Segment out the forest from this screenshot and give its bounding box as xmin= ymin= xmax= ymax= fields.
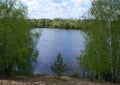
xmin=29 ymin=18 xmax=90 ymax=29
xmin=0 ymin=0 xmax=120 ymax=84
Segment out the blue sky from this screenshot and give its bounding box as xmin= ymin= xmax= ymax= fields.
xmin=21 ymin=0 xmax=91 ymax=19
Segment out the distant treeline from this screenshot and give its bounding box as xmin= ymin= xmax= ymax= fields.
xmin=30 ymin=18 xmax=90 ymax=29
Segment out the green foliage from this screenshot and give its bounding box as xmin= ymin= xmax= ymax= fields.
xmin=51 ymin=53 xmax=66 ymax=79
xmin=0 ymin=0 xmax=39 ymax=76
xmin=78 ymin=0 xmax=120 ymax=82
xmin=71 ymin=71 xmax=79 ymax=78
xmin=30 ymin=18 xmax=83 ymax=29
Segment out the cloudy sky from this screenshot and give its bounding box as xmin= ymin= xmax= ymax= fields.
xmin=21 ymin=0 xmax=91 ymax=19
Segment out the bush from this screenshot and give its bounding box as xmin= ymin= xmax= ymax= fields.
xmin=71 ymin=71 xmax=79 ymax=78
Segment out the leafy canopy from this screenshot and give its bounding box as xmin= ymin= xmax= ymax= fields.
xmin=0 ymin=0 xmax=39 ymax=76
xmin=78 ymin=0 xmax=120 ymax=82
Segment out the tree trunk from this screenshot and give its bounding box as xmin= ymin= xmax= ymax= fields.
xmin=57 ymin=74 xmax=60 ymax=80
xmin=4 ymin=65 xmax=12 ymax=76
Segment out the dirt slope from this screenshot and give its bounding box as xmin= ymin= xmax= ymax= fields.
xmin=0 ymin=75 xmax=119 ymax=85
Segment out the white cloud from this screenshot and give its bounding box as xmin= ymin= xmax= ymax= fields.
xmin=21 ymin=0 xmax=91 ymax=19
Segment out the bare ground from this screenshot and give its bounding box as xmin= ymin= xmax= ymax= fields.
xmin=0 ymin=75 xmax=120 ymax=85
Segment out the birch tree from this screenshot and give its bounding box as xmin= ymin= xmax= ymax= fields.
xmin=0 ymin=0 xmax=39 ymax=76
xmin=78 ymin=0 xmax=120 ymax=82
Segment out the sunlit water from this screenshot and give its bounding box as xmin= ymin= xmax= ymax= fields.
xmin=34 ymin=28 xmax=85 ymax=76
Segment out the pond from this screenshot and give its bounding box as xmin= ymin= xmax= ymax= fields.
xmin=34 ymin=28 xmax=85 ymax=76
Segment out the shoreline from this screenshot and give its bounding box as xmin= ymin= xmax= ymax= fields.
xmin=0 ymin=74 xmax=119 ymax=85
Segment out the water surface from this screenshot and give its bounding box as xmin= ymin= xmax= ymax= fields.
xmin=34 ymin=28 xmax=85 ymax=75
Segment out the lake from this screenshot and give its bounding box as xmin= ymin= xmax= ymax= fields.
xmin=34 ymin=28 xmax=85 ymax=76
